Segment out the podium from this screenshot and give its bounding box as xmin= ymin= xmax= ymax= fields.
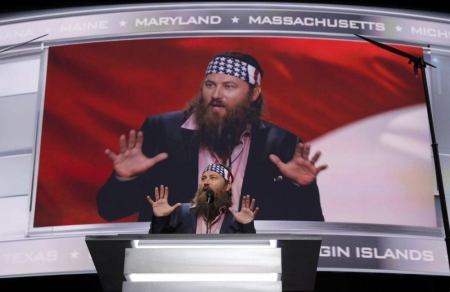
xmin=86 ymin=234 xmax=321 ymax=292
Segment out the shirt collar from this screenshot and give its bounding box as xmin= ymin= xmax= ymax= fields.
xmin=203 ymin=206 xmax=227 ymax=221
xmin=189 ymin=204 xmax=227 ymax=216
xmin=181 ymin=114 xmax=197 ymax=130
xmin=181 ymin=114 xmax=253 ymax=136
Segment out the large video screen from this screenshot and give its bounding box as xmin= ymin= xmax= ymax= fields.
xmin=2 ymin=3 xmax=450 ymax=278
xmin=34 ymin=37 xmax=434 ymax=228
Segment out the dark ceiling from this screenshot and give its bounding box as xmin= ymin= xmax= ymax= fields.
xmin=1 ymin=1 xmax=450 ymax=15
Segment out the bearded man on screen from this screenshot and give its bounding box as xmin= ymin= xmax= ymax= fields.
xmin=148 ymin=163 xmax=258 ymax=234
xmin=97 ymin=51 xmax=327 ymax=222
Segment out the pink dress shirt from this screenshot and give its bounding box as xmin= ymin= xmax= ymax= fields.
xmin=194 ymin=206 xmax=226 ymax=234
xmin=182 ymin=115 xmax=251 ymax=212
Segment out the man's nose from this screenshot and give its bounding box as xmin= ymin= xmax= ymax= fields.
xmin=211 ymin=85 xmax=223 ymax=99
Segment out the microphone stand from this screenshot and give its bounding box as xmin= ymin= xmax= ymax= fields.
xmin=355 ymin=34 xmax=450 ymax=271
xmin=206 ymin=190 xmax=214 ymax=234
xmin=206 ymin=206 xmax=210 ymax=234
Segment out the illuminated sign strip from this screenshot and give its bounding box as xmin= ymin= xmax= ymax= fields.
xmin=126 ymin=273 xmax=281 ymax=282
xmin=0 ymin=5 xmax=450 ymax=49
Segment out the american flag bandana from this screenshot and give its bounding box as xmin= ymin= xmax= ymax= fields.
xmin=203 ymin=163 xmax=233 ymax=183
xmin=205 ymin=56 xmax=262 ymax=86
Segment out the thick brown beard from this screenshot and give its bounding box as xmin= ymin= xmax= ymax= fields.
xmin=192 ymin=188 xmax=232 ymax=222
xmin=184 ymin=90 xmax=262 ymax=156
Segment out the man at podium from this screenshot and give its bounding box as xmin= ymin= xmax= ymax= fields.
xmin=148 ymin=163 xmax=258 ymax=234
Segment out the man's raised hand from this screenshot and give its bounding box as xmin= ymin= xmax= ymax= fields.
xmin=105 ymin=130 xmax=168 ymax=178
xmin=229 ymin=195 xmax=259 ymax=224
xmin=146 ymin=185 xmax=181 ymax=217
xmin=269 ymin=142 xmax=328 ymax=186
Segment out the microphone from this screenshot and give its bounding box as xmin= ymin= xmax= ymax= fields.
xmin=205 ymin=189 xmax=215 ymax=234
xmin=206 ymin=189 xmax=215 ymax=204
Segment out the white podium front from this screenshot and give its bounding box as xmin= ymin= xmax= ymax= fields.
xmin=86 ymin=234 xmax=321 ymax=292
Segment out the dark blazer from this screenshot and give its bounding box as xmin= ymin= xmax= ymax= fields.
xmin=97 ymin=111 xmax=324 ymax=222
xmin=150 ymin=204 xmax=256 ymax=234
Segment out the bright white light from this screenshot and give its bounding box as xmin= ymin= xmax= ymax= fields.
xmin=127 ymin=273 xmax=280 ymax=282
xmin=136 ymin=244 xmax=272 ymax=249
xmin=135 ymin=240 xmax=278 ymax=249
